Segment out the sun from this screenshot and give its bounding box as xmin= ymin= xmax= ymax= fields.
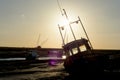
xmin=59 ymin=17 xmax=69 ymax=27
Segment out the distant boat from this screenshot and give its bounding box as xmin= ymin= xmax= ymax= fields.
xmin=0 ymin=47 xmax=64 ymax=66
xmin=0 ymin=47 xmax=64 ymax=68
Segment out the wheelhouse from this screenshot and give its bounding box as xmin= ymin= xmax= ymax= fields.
xmin=63 ymin=38 xmax=91 ymax=56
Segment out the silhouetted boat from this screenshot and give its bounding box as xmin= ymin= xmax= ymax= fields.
xmin=58 ymin=9 xmax=120 ymax=74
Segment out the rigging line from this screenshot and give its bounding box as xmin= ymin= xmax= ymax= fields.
xmin=36 ymin=33 xmax=40 ymax=47
xmin=40 ymin=38 xmax=48 ymax=46
xmin=66 ymin=32 xmax=68 ymax=44
xmin=63 ymin=27 xmax=67 ymax=43
xmin=57 ymin=0 xmax=64 ymax=16
xmin=78 ymin=16 xmax=93 ymax=49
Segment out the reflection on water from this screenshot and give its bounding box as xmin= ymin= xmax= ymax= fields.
xmin=0 ymin=57 xmax=65 ymax=61
xmin=0 ymin=58 xmax=26 ymax=61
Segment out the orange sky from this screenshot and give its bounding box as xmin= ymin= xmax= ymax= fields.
xmin=0 ymin=0 xmax=120 ymax=49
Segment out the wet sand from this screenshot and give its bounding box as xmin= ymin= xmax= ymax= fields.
xmin=0 ymin=62 xmax=120 ymax=80
xmin=0 ymin=62 xmax=70 ymax=80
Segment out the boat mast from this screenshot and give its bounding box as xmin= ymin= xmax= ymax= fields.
xmin=58 ymin=9 xmax=78 ymax=47
xmin=57 ymin=0 xmax=77 ymax=45
xmin=57 ymin=0 xmax=77 ymax=41
xmin=58 ymin=24 xmax=65 ymax=46
xmin=78 ymin=16 xmax=93 ymax=49
xmin=57 ymin=0 xmax=93 ymax=49
xmin=63 ymin=9 xmax=77 ymax=41
xmin=57 ymin=0 xmax=65 ymax=47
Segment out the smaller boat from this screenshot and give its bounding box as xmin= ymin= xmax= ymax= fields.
xmin=0 ymin=47 xmax=65 ymax=67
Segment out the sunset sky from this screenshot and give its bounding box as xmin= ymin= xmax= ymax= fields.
xmin=0 ymin=0 xmax=120 ymax=49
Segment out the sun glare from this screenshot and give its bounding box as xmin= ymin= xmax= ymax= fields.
xmin=59 ymin=17 xmax=69 ymax=27
xmin=57 ymin=10 xmax=82 ymax=43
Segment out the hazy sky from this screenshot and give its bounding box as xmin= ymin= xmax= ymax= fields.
xmin=0 ymin=0 xmax=120 ymax=49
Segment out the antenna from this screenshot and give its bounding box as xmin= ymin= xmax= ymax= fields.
xmin=57 ymin=0 xmax=64 ymax=16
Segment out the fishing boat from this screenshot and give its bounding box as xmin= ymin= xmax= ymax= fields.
xmin=58 ymin=9 xmax=120 ymax=74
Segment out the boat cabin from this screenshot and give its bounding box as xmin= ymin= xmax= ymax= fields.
xmin=63 ymin=38 xmax=91 ymax=56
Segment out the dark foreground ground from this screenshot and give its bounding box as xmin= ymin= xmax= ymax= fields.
xmin=0 ymin=62 xmax=120 ymax=80
xmin=0 ymin=62 xmax=67 ymax=80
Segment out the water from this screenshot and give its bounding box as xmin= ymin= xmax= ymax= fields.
xmin=0 ymin=57 xmax=65 ymax=61
xmin=0 ymin=58 xmax=26 ymax=61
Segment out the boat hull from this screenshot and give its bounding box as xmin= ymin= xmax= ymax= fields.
xmin=63 ymin=50 xmax=120 ymax=74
